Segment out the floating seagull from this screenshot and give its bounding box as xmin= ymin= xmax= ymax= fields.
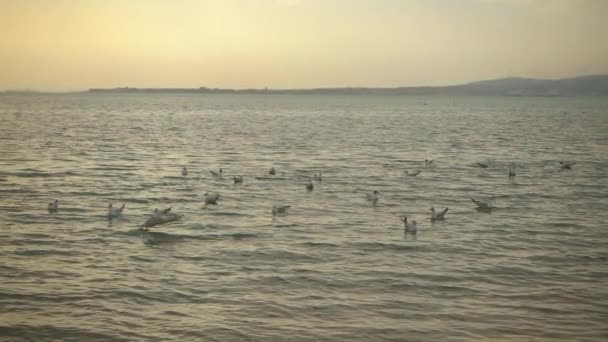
xmin=210 ymin=168 xmax=223 ymax=177
xmin=269 ymin=167 xmax=276 ymax=175
xmin=204 ymin=192 xmax=220 ymax=205
xmin=401 ymin=216 xmax=417 ymax=234
xmin=48 ymin=199 xmax=58 ymax=212
xmin=233 ymin=175 xmax=243 ymax=184
xmin=407 ymin=170 xmax=422 ymax=177
xmin=471 ymin=198 xmax=493 ymax=210
xmin=476 ymin=162 xmax=489 ymax=168
xmin=508 ymin=166 xmax=516 ymax=177
xmin=140 ymin=209 xmax=181 ymax=230
xmin=181 ymin=166 xmax=188 ymax=176
xmin=154 ymin=207 xmax=172 ymax=214
xmin=272 ymin=205 xmax=291 ymax=215
xmin=430 ymin=207 xmax=449 ymax=221
xmin=313 ymin=172 xmax=323 ymax=181
xmin=107 ymin=203 xmax=125 ymax=219
xmin=366 ymin=190 xmax=379 ymax=204
xmin=306 ymin=179 xmax=314 ymax=191
xmin=560 ymin=161 xmax=576 ymax=169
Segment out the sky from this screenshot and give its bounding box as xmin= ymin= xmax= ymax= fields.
xmin=1 ymin=0 xmax=607 ymax=91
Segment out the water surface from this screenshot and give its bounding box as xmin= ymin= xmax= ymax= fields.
xmin=1 ymin=93 xmax=607 ymax=341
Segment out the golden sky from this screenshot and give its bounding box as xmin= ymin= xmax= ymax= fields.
xmin=1 ymin=0 xmax=607 ymax=91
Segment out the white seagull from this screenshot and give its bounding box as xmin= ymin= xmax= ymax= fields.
xmin=140 ymin=209 xmax=181 ymax=230
xmin=210 ymin=168 xmax=223 ymax=177
xmin=313 ymin=172 xmax=323 ymax=181
xmin=401 ymin=216 xmax=417 ymax=234
xmin=366 ymin=190 xmax=380 ymax=204
xmin=471 ymin=198 xmax=493 ymax=210
xmin=181 ymin=166 xmax=188 ymax=176
xmin=107 ymin=203 xmax=125 ymax=219
xmin=430 ymin=207 xmax=449 ymax=221
xmin=48 ymin=199 xmax=58 ymax=212
xmin=272 ymin=205 xmax=291 ymax=215
xmin=204 ymin=192 xmax=220 ymax=205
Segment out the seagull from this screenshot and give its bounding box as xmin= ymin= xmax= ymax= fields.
xmin=269 ymin=167 xmax=276 ymax=175
xmin=313 ymin=172 xmax=322 ymax=181
xmin=471 ymin=198 xmax=493 ymax=209
xmin=366 ymin=190 xmax=379 ymax=204
xmin=140 ymin=209 xmax=181 ymax=230
xmin=48 ymin=199 xmax=58 ymax=212
xmin=233 ymin=175 xmax=243 ymax=184
xmin=204 ymin=192 xmax=220 ymax=205
xmin=407 ymin=170 xmax=422 ymax=177
xmin=508 ymin=166 xmax=516 ymax=177
xmin=306 ymin=179 xmax=314 ymax=191
xmin=272 ymin=205 xmax=291 ymax=215
xmin=476 ymin=162 xmax=489 ymax=168
xmin=181 ymin=166 xmax=188 ymax=176
xmin=154 ymin=207 xmax=172 ymax=214
xmin=560 ymin=161 xmax=576 ymax=169
xmin=107 ymin=203 xmax=125 ymax=219
xmin=401 ymin=216 xmax=417 ymax=234
xmin=430 ymin=207 xmax=449 ymax=221
xmin=210 ymin=168 xmax=223 ymax=177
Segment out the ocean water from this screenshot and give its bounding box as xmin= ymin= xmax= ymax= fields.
xmin=1 ymin=93 xmax=607 ymax=341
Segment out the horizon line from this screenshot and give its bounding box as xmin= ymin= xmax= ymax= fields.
xmin=2 ymin=74 xmax=607 ymax=94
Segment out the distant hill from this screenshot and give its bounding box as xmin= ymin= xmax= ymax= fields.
xmin=454 ymin=75 xmax=608 ymax=96
xmin=9 ymin=75 xmax=608 ymax=96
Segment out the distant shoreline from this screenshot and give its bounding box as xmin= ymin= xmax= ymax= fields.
xmin=3 ymin=75 xmax=608 ymax=96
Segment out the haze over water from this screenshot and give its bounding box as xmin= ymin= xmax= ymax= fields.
xmin=1 ymin=93 xmax=607 ymax=340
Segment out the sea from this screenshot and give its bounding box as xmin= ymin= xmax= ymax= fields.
xmin=0 ymin=93 xmax=607 ymax=341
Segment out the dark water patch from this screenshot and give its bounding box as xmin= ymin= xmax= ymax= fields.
xmin=12 ymin=171 xmax=53 ymax=178
xmin=206 ymin=211 xmax=248 ymax=217
xmin=13 ymin=249 xmax=80 ymax=257
xmin=297 ymin=241 xmax=340 ymax=248
xmin=349 ymin=241 xmax=428 ymax=252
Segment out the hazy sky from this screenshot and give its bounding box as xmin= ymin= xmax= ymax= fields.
xmin=1 ymin=0 xmax=607 ymax=91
